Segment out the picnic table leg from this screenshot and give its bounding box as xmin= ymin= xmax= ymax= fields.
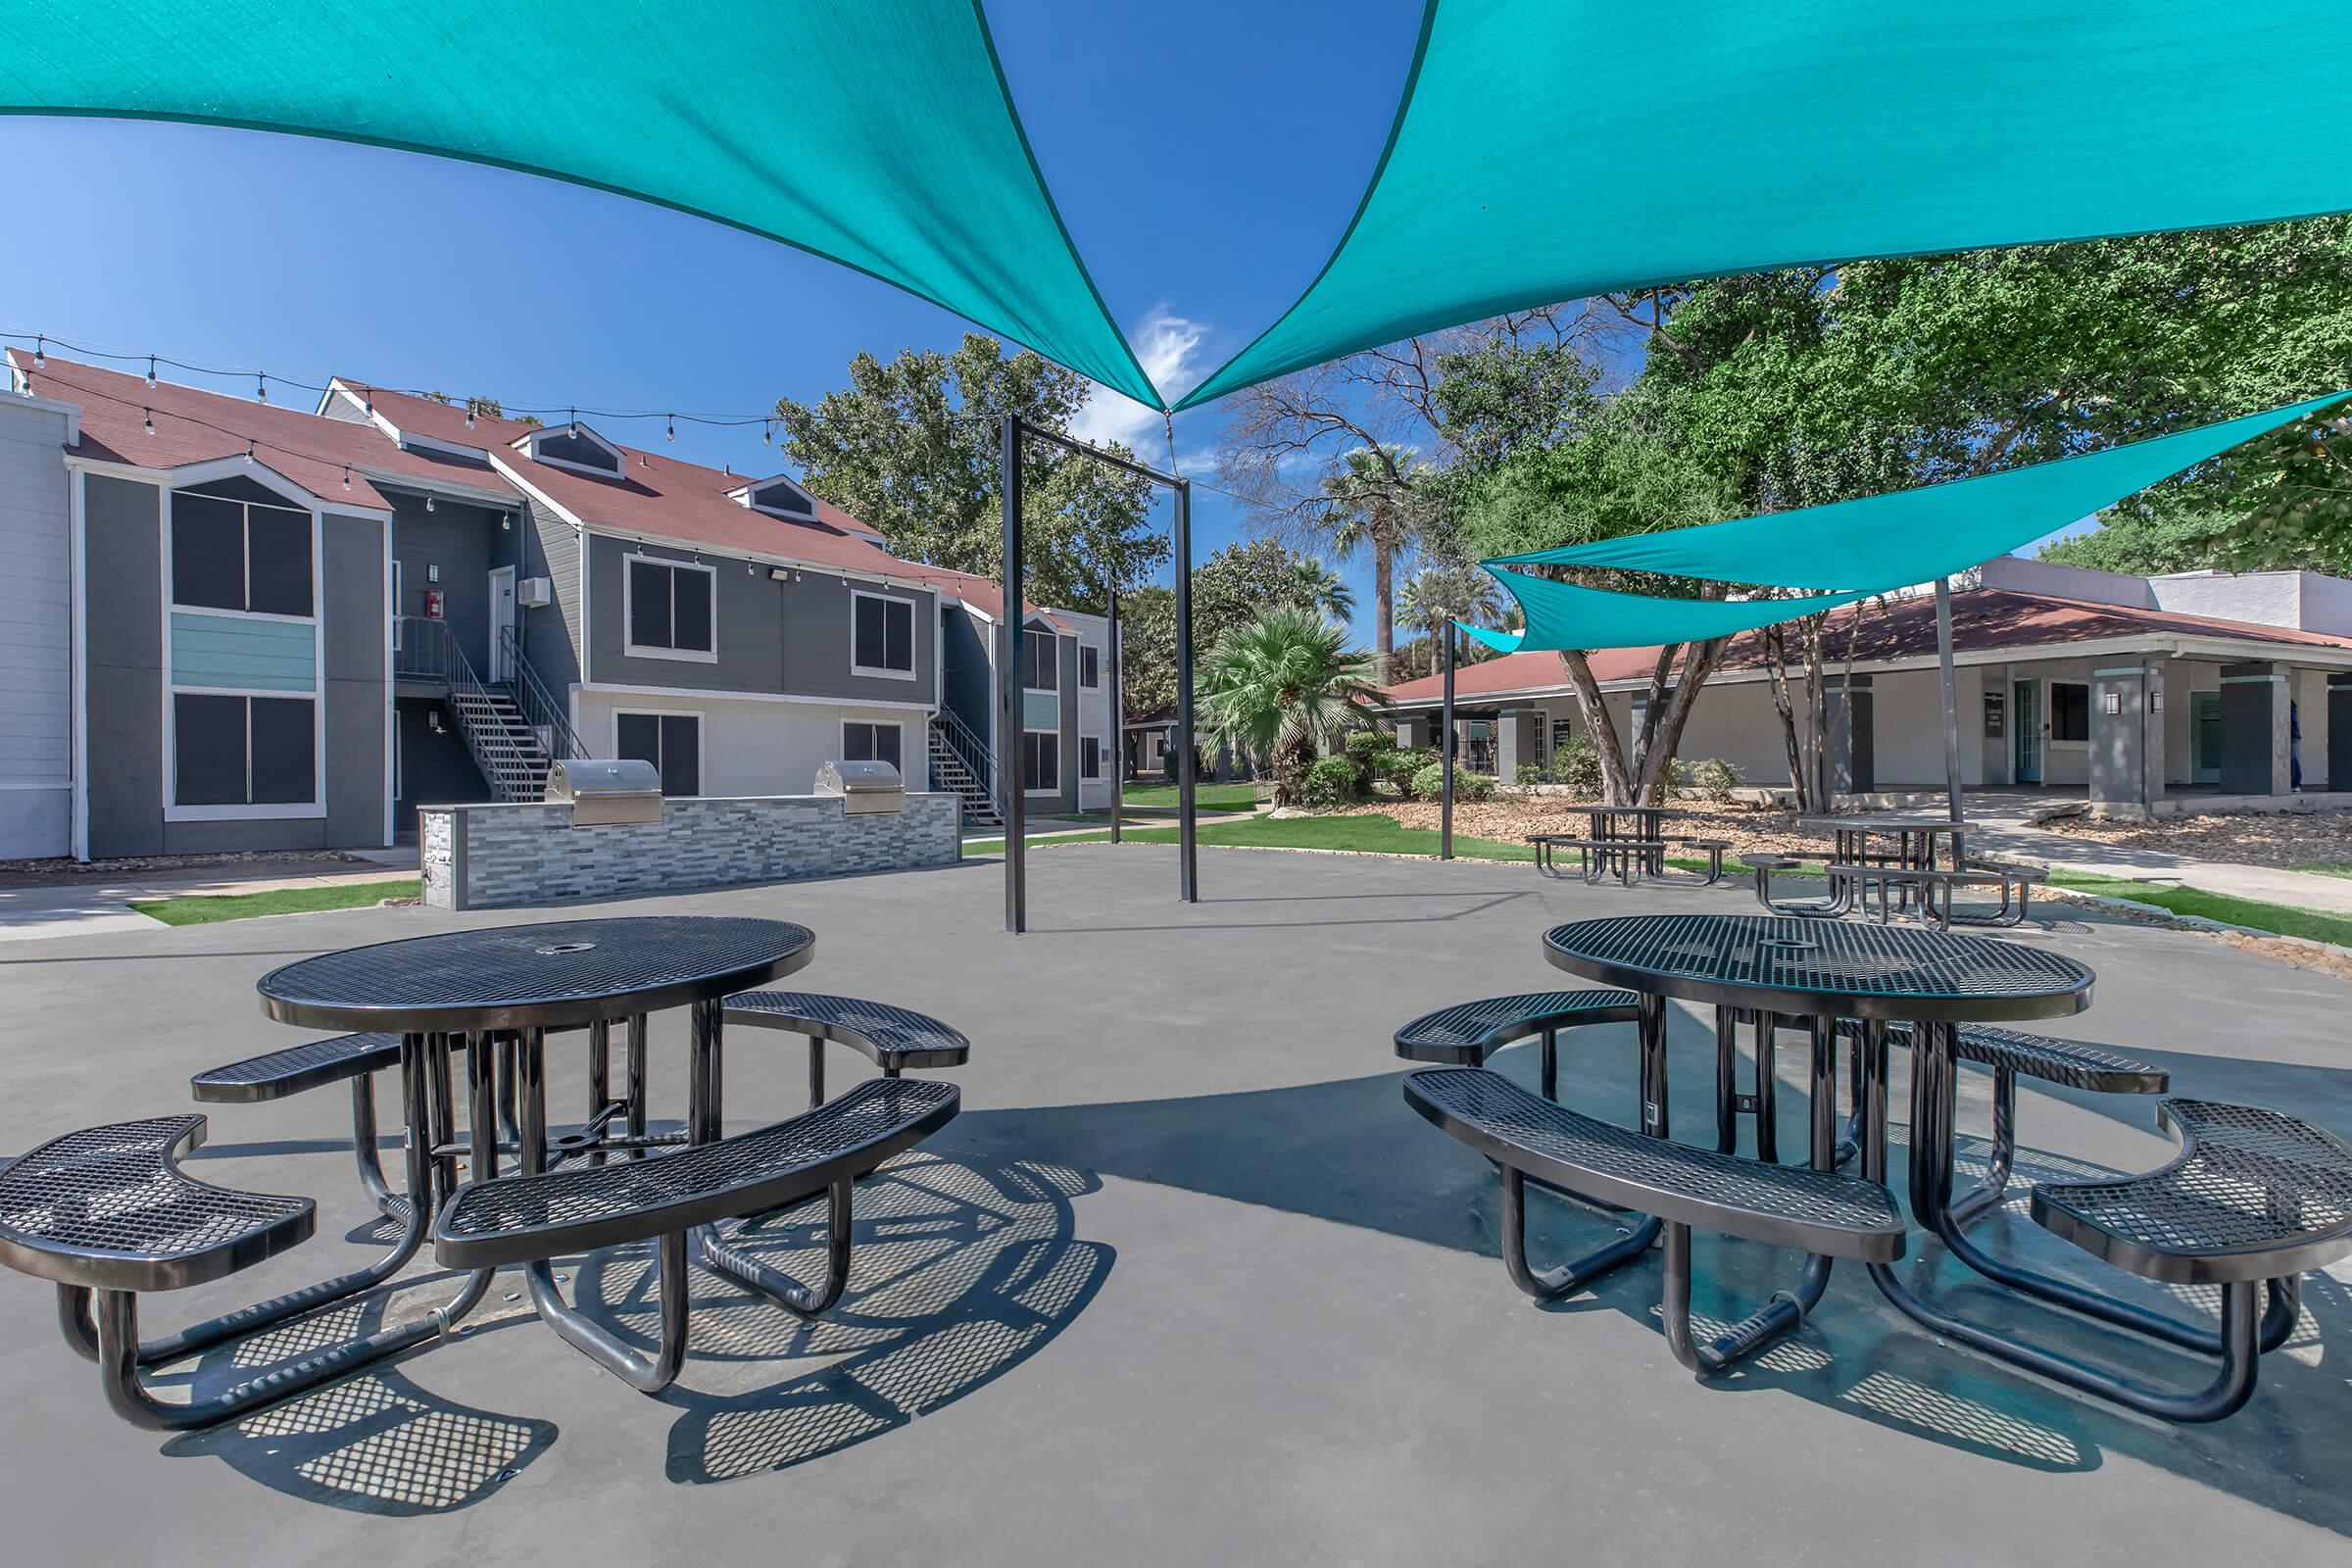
xmin=624 ymin=1014 xmax=650 ymax=1159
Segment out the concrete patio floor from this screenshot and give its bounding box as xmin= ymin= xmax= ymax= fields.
xmin=2 ymin=845 xmax=2347 ymax=1563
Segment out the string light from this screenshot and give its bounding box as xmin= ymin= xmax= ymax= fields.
xmin=243 ymin=440 xmax=255 ymax=466
xmin=342 ymin=466 xmax=352 ymax=491
xmin=466 ymin=407 xmax=475 ymax=429
xmin=255 ymin=372 xmax=268 ymax=404
xmin=143 ymin=408 xmax=154 ymax=436
xmin=666 ymin=415 xmax=676 ymax=442
xmin=31 ymin=335 xmax=43 ymax=369
xmin=425 ymin=493 xmax=436 ymax=513
xmin=145 ymin=356 xmax=156 ymax=389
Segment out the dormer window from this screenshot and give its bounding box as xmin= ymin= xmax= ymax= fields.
xmin=731 ymin=473 xmax=818 ymax=519
xmin=521 ymin=422 xmax=624 ymax=476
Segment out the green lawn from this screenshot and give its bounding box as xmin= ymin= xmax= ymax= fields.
xmin=132 ymin=879 xmax=420 ymax=926
xmin=1120 ymin=782 xmax=1259 ymax=811
xmin=2045 ymin=870 xmax=2352 ymax=948
xmin=968 ymin=811 xmax=1535 ymax=861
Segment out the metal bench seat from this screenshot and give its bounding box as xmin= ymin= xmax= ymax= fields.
xmin=1741 ymin=852 xmax=1838 ymax=918
xmin=1404 ymin=1067 xmax=1901 ymax=1378
xmin=723 ymin=992 xmax=970 ymax=1108
xmin=1946 ymin=1024 xmax=2168 ymax=1095
xmin=0 ymin=1115 xmax=313 ymax=1293
xmin=434 ymin=1076 xmax=959 ymax=1395
xmin=190 ymin=1032 xmax=401 ymax=1102
xmin=1394 ymin=990 xmax=1641 ymax=1085
xmin=1529 ymin=836 xmax=1673 ymax=885
xmin=2032 ymin=1099 xmax=2352 ymax=1286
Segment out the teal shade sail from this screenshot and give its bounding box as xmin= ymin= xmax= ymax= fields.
xmin=1487 ymin=392 xmax=2352 ymax=592
xmin=0 ymin=1 xmax=1160 ymax=407
xmin=1462 ymin=570 xmax=1865 ymax=654
xmin=1181 ymin=1 xmax=2352 ymax=409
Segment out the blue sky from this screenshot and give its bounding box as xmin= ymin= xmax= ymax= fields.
xmin=0 ymin=0 xmax=1427 ymax=626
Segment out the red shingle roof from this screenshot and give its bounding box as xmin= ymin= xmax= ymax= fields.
xmin=10 ymin=351 xmax=518 ymax=513
xmin=1378 ymin=586 xmax=2352 ymax=705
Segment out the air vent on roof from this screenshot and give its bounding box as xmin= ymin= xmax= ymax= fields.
xmin=735 ymin=473 xmax=817 ymax=519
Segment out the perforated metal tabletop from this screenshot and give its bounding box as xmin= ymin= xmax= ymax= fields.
xmin=1544 ymin=913 xmax=2091 ymax=1023
xmin=257 ymin=915 xmax=816 ymax=1031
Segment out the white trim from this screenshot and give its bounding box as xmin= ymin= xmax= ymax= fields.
xmin=585 ymin=520 xmax=943 ymax=596
xmin=1079 ymin=643 xmax=1102 ymax=689
xmin=841 ymin=717 xmax=907 ymax=772
xmin=849 ymin=587 xmax=920 ymax=680
xmin=488 ymin=564 xmax=517 ymax=682
xmin=1078 ymin=732 xmax=1105 ymax=782
xmin=362 ymin=467 xmax=518 ymax=508
xmin=728 ymin=473 xmax=819 ymax=519
xmin=620 ymin=550 xmax=718 ymax=663
xmin=611 ymin=706 xmax=705 ymax=796
xmin=6 ymin=385 xmax=81 ymax=444
xmin=65 ymin=454 xmax=395 ymax=522
xmin=168 ymin=603 xmax=318 ymax=626
xmin=578 ymin=680 xmax=936 ymax=712
xmin=69 ymin=465 xmax=88 ymax=859
xmin=167 ymin=802 xmax=329 ymax=822
xmin=521 ymin=422 xmax=627 ymax=476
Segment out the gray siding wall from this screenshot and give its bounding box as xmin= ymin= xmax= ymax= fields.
xmin=1054 ymin=630 xmax=1079 ymax=813
xmin=81 ymin=474 xmax=389 ymax=857
xmin=584 ymin=532 xmax=936 ymax=706
xmin=0 ymin=399 xmax=72 ymax=857
xmin=394 ymin=696 xmax=491 ymax=834
xmin=941 ymin=605 xmax=993 ymax=737
xmin=517 ymin=496 xmax=581 ymax=692
xmin=390 ymin=491 xmax=497 ymax=670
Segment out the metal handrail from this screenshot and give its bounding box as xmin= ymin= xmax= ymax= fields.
xmin=931 ymin=705 xmax=1000 ymax=796
xmin=499 ymin=625 xmax=587 ymax=760
xmin=394 ymin=617 xmax=518 ymax=798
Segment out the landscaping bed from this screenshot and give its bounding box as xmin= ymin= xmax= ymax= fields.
xmin=1330 ymin=797 xmax=1824 ymax=858
xmin=2038 ymin=808 xmax=2352 ymax=871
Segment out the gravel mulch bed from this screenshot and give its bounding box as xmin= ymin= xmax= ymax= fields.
xmin=2037 ymin=809 xmax=2352 ymax=869
xmin=0 ymin=848 xmax=373 ymax=890
xmin=1333 ymin=798 xmax=1828 ymax=858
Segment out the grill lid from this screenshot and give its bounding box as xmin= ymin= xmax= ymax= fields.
xmin=546 ymin=758 xmax=662 ymax=802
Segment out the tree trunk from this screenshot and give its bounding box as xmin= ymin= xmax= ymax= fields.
xmin=1632 ymin=637 xmax=1728 ymax=804
xmin=1556 ymin=650 xmax=1634 ymax=804
xmin=1763 ymin=624 xmax=1806 ymax=806
xmin=1372 ymin=545 xmax=1394 ymax=686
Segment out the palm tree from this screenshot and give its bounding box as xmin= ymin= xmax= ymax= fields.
xmin=1287 ymin=556 xmax=1356 ymax=624
xmin=1199 ymin=606 xmax=1379 ymax=805
xmin=1395 ymin=564 xmax=1505 ymax=641
xmin=1320 ymin=445 xmax=1432 ymax=683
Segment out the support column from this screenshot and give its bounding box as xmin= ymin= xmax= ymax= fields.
xmin=2089 ymin=664 xmax=2164 ymax=815
xmin=2220 ymin=662 xmax=2290 ymax=796
xmin=1495 ymin=708 xmax=1538 ymax=784
xmin=2329 ymin=672 xmax=2352 ymax=794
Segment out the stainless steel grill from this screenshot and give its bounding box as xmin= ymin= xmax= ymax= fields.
xmin=545 ymin=758 xmax=662 ymax=825
xmin=815 ymin=759 xmax=905 ymax=814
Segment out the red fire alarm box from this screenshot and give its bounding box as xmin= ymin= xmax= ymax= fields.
xmin=424 ymin=588 xmax=446 ymax=619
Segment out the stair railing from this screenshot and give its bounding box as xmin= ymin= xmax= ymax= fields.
xmin=396 ymin=616 xmax=539 ymax=803
xmin=498 ymin=625 xmax=588 ymax=760
xmin=931 ymin=707 xmax=1001 ymax=801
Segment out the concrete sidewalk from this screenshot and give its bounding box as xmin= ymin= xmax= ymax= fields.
xmin=0 ymin=850 xmax=418 ymax=943
xmin=1894 ymin=807 xmax=2352 ymax=915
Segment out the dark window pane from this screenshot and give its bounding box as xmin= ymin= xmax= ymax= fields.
xmin=173 ymin=694 xmax=247 ymax=805
xmin=660 ymin=714 xmax=700 ymax=796
xmin=1025 ymin=629 xmax=1056 ymax=691
xmin=885 ymin=600 xmax=912 ymax=671
xmin=615 ymin=711 xmax=661 ymax=767
xmin=172 ymin=493 xmax=246 ymax=611
xmin=1081 ymin=736 xmax=1102 ymax=779
xmin=854 ymin=598 xmax=887 ymax=668
xmin=629 ymin=561 xmax=672 ymax=648
xmin=874 ymin=723 xmax=902 ymax=771
xmin=249 ymin=698 xmax=316 ymax=804
xmin=2051 ymin=682 xmax=2089 ymax=743
xmin=672 ymin=567 xmax=713 ymax=653
xmin=1023 ymin=731 xmax=1057 ymax=791
xmin=245 ymin=508 xmax=314 ymax=616
xmin=843 ymin=722 xmax=874 ymax=761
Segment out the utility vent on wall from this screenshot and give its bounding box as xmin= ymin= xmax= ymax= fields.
xmin=517 ymin=576 xmax=553 ymax=608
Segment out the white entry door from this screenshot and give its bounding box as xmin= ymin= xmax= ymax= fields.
xmin=488 ymin=566 xmax=516 ymax=682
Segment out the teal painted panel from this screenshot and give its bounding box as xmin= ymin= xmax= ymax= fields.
xmin=171 ymin=611 xmax=316 ymax=692
xmin=1023 ymin=691 xmax=1058 ymax=731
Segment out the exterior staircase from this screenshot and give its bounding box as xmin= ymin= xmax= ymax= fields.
xmin=450 ymin=687 xmax=555 ymax=802
xmin=929 ymin=713 xmax=1003 ymax=829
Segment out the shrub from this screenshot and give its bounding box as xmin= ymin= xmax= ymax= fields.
xmin=1344 ymin=729 xmax=1397 ymax=768
xmin=1385 ymin=746 xmax=1437 ymax=797
xmin=1553 ymin=733 xmax=1603 ymax=798
xmin=1685 ymin=757 xmax=1741 ymax=805
xmin=1410 ymin=761 xmax=1495 ymax=803
xmin=1514 ymin=761 xmax=1544 ymax=787
xmin=1297 ymin=755 xmax=1364 ymax=808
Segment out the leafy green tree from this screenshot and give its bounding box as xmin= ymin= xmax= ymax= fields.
xmin=1198 ymin=607 xmax=1378 ymax=806
xmin=1320 ymin=444 xmax=1439 ymax=681
xmin=2037 ymin=511 xmax=2231 ymax=575
xmin=1115 ymin=540 xmax=1354 ymax=725
xmin=773 ymin=333 xmax=1168 ymax=611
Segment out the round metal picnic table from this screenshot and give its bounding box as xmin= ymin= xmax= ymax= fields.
xmin=1565 ymin=803 xmax=1702 ymax=883
xmin=1544 ymin=911 xmax=2097 ymax=1373
xmin=1796 ymin=815 xmax=1981 ymax=918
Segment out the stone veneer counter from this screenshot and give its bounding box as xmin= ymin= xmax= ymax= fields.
xmin=420 ymin=793 xmax=960 ymax=910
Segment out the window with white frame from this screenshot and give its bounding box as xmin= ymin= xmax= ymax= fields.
xmin=851 ymin=590 xmax=916 ymax=677
xmin=1079 ymin=644 xmax=1101 ymax=688
xmin=625 ymin=554 xmax=716 ymax=661
xmin=1079 ymin=734 xmax=1103 ymax=781
xmin=172 ymin=694 xmax=317 ymax=807
xmin=1023 ymin=625 xmax=1058 ymax=691
xmin=843 ymin=719 xmax=904 ymax=772
xmin=172 ymin=486 xmax=314 ymax=616
xmin=2049 ymin=681 xmax=2090 ymax=743
xmin=1022 ymin=730 xmax=1059 ymax=793
xmin=615 ymin=710 xmax=701 ymax=796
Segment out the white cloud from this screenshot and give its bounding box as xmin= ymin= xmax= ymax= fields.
xmin=1068 ymin=309 xmax=1207 ymax=455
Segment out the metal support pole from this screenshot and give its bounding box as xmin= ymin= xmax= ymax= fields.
xmin=1107 ymin=586 xmax=1122 ymax=845
xmin=1001 ymin=416 xmax=1026 ymax=934
xmin=1173 ymin=477 xmax=1199 ymax=902
xmin=1440 ymin=621 xmax=1456 ymax=859
xmin=1935 ymin=577 xmax=1964 ymax=864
